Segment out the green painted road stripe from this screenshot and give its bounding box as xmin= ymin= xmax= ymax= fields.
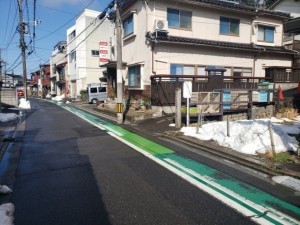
xmin=159 ymin=154 xmax=300 ymax=225
xmin=50 ymin=100 xmax=300 ymax=224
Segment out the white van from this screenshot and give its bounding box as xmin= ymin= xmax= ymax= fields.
xmin=87 ymin=83 xmax=107 ymax=104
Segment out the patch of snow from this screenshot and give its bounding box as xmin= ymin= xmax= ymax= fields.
xmin=0 ymin=203 xmax=14 ymax=225
xmin=180 ymin=118 xmax=300 ymax=155
xmin=18 ymin=98 xmax=31 ymax=109
xmin=0 ymin=185 xmax=12 ymax=194
xmin=0 ymin=113 xmax=18 ymax=122
xmin=51 ymin=94 xmax=65 ymax=102
xmin=169 ymin=123 xmax=175 ymax=127
xmin=65 ymin=101 xmax=70 ymax=104
xmin=272 ymin=176 xmax=300 ymax=192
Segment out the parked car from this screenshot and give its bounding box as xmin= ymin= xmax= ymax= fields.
xmin=17 ymin=89 xmax=24 ymax=97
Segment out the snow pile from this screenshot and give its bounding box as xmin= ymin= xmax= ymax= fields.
xmin=272 ymin=176 xmax=300 ymax=192
xmin=0 ymin=185 xmax=12 ymax=194
xmin=18 ymin=98 xmax=31 ymax=109
xmin=0 ymin=203 xmax=14 ymax=225
xmin=52 ymin=94 xmax=65 ymax=102
xmin=0 ymin=113 xmax=18 ymax=122
xmin=180 ymin=118 xmax=300 ymax=155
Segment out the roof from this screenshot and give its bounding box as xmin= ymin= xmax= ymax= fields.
xmin=146 ymin=32 xmax=297 ymax=55
xmin=284 ymin=17 xmax=300 ymax=33
xmin=266 ymin=0 xmax=282 ymax=9
xmin=121 ymin=0 xmax=290 ymax=18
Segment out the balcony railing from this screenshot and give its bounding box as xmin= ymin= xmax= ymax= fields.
xmin=265 ymin=68 xmax=300 ymax=83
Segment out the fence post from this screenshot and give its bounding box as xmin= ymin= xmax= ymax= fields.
xmin=227 ymin=116 xmax=230 ymax=137
xmin=269 ymin=121 xmax=276 ymax=156
xmin=175 ymin=87 xmax=182 ymax=128
xmin=196 ymin=109 xmax=203 ymax=134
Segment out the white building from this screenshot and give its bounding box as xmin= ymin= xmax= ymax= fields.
xmin=66 ymin=9 xmax=114 ymax=98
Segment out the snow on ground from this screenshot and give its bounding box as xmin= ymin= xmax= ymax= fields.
xmin=52 ymin=94 xmax=65 ymax=102
xmin=0 ymin=113 xmax=18 ymax=122
xmin=0 ymin=185 xmax=12 ymax=194
xmin=18 ymin=98 xmax=31 ymax=109
xmin=180 ymin=117 xmax=300 ymax=155
xmin=272 ymin=176 xmax=300 ymax=192
xmin=0 ymin=203 xmax=14 ymax=225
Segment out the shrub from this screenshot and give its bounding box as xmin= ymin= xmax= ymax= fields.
xmin=80 ymin=90 xmax=87 ymax=101
xmin=276 ymin=106 xmax=298 ymax=120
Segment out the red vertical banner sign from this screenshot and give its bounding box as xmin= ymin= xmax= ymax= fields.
xmin=99 ymin=41 xmax=109 ymax=66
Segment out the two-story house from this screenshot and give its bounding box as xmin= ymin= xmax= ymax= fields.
xmin=103 ymin=0 xmax=296 ymax=112
xmin=267 ymin=0 xmax=300 ymax=67
xmin=29 ymin=64 xmax=51 ymax=97
xmin=2 ymin=73 xmax=23 ymax=87
xmin=67 ymin=9 xmax=114 ymax=98
xmin=50 ymin=41 xmax=68 ymax=97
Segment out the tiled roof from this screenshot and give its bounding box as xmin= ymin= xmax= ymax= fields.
xmin=121 ymin=0 xmax=290 ymax=18
xmin=191 ymin=0 xmax=290 ymax=18
xmin=146 ymin=32 xmax=297 ymax=55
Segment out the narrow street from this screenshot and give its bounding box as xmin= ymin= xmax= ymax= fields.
xmin=9 ymin=99 xmax=300 ymax=225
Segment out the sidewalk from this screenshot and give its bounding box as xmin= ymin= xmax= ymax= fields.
xmin=71 ymin=101 xmax=300 ymax=180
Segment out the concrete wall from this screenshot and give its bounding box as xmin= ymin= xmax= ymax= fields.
xmin=1 ymin=89 xmax=18 ymax=107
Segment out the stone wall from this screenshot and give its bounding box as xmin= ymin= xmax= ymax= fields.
xmin=222 ymin=105 xmax=274 ymax=122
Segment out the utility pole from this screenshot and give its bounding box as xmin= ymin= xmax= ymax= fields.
xmin=0 ymin=49 xmax=3 ymax=112
xmin=17 ymin=0 xmax=27 ymax=100
xmin=115 ymin=0 xmax=123 ymax=124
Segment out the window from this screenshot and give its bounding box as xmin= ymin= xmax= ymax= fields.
xmin=98 ymin=87 xmax=106 ymax=92
xmin=128 ymin=65 xmax=141 ymax=88
xmin=69 ymin=30 xmax=76 ymax=40
xmin=123 ymin=14 xmax=134 ymax=37
xmin=233 ymin=67 xmax=252 ymax=81
xmin=220 ymin=17 xmax=239 ymax=35
xmin=258 ymin=25 xmax=274 ymax=43
xmin=167 ymin=8 xmax=192 ymax=29
xmin=171 ymin=64 xmax=196 ymax=80
xmin=91 ymin=50 xmax=99 ymax=57
xmin=170 ymin=64 xmax=183 ymax=75
xmin=90 ymin=87 xmax=97 ymax=93
xmin=69 ymin=51 xmax=76 ymax=62
xmin=197 ymin=66 xmax=206 ymax=76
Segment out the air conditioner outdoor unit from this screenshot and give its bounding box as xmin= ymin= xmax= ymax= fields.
xmin=155 ymin=20 xmax=168 ymax=31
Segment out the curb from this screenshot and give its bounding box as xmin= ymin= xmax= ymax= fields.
xmin=163 ymin=134 xmax=300 ymax=179
xmin=69 ymin=102 xmax=300 ymax=179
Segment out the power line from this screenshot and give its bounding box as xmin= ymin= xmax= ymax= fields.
xmin=5 ymin=6 xmax=18 ymax=50
xmin=36 ymin=0 xmax=96 ymax=42
xmin=29 ymin=0 xmax=77 ymax=16
xmin=2 ymin=0 xmax=13 ymax=45
xmin=5 ymin=53 xmax=21 ymax=72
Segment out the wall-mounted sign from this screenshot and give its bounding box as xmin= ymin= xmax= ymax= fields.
xmin=99 ymin=41 xmax=109 ymax=66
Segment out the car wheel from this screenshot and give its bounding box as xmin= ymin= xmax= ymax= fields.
xmin=92 ymin=98 xmax=97 ymax=104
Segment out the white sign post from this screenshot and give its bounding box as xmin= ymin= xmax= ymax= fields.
xmin=99 ymin=41 xmax=109 ymax=66
xmin=183 ymin=81 xmax=192 ymax=126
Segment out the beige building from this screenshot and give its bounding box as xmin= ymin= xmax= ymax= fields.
xmin=50 ymin=41 xmax=68 ymax=97
xmin=103 ymin=0 xmax=296 ymax=99
xmin=67 ymin=9 xmax=114 ymax=98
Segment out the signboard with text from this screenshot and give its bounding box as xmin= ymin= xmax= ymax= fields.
xmin=99 ymin=41 xmax=109 ymax=66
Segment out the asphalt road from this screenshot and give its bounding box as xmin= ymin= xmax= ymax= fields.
xmin=10 ymin=99 xmax=298 ymax=225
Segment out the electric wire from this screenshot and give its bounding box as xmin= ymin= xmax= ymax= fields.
xmin=36 ymin=0 xmax=96 ymax=41
xmin=2 ymin=0 xmax=12 ymax=45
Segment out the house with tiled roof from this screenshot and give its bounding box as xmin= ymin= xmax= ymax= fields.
xmin=102 ymin=0 xmax=298 ymax=113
